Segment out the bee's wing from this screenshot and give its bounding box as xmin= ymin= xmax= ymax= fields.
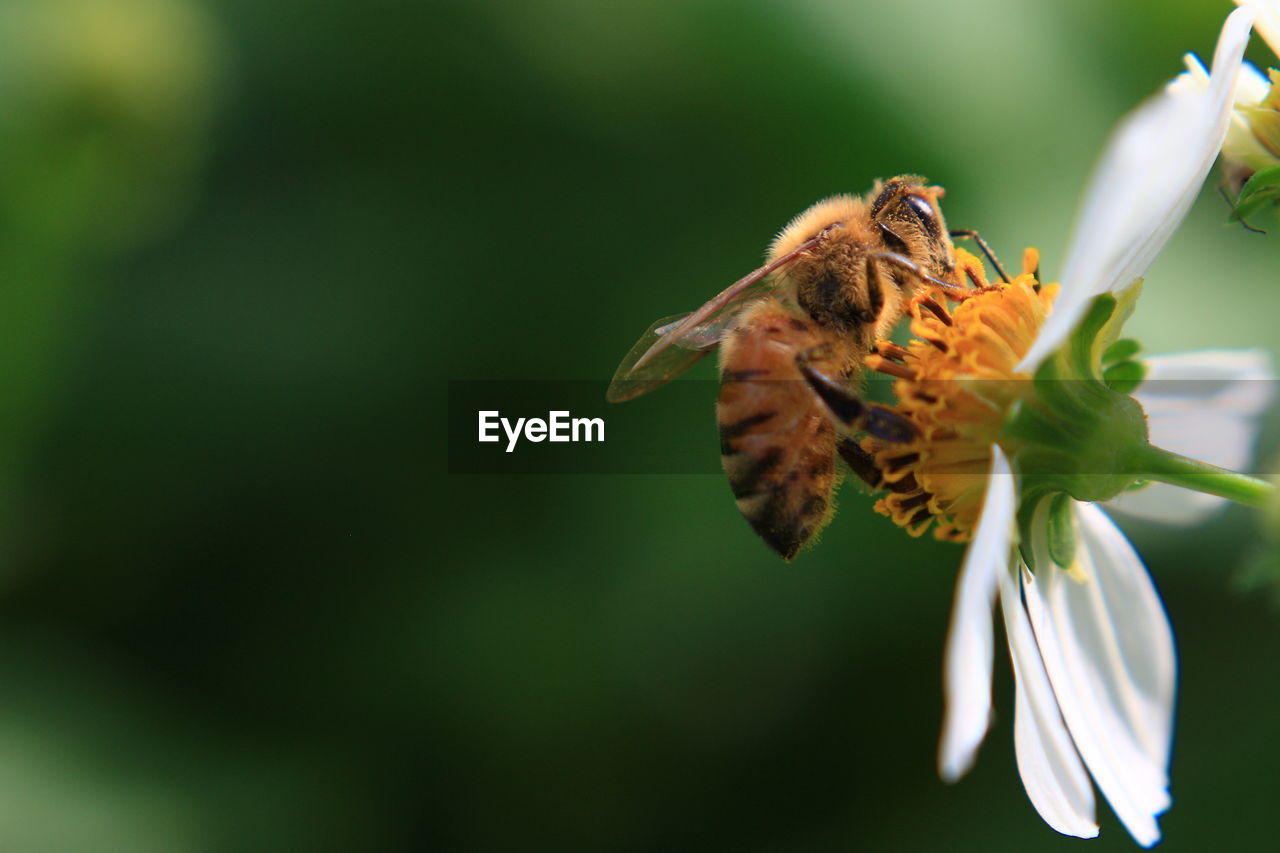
xmin=605 ymin=272 xmax=779 ymax=403
xmin=606 ymin=232 xmax=829 ymax=403
xmin=605 ymin=314 xmax=716 ymax=402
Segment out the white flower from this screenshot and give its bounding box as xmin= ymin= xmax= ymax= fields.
xmin=939 ymin=6 xmax=1270 ymax=846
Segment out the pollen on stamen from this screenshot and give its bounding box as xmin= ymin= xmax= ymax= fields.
xmin=861 ymin=247 xmax=1059 ymax=542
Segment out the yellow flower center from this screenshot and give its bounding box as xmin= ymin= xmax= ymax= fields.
xmin=862 ymin=248 xmax=1058 ymax=542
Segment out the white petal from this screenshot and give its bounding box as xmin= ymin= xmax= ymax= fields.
xmin=1235 ymin=59 xmax=1272 ymax=104
xmin=1022 ymin=505 xmax=1175 ymax=847
xmin=1109 ymin=348 xmax=1274 ymax=524
xmin=1076 ymin=505 xmax=1177 ymax=766
xmin=1017 ymin=7 xmax=1254 ymax=372
xmin=1166 ymin=52 xmax=1211 ymax=99
xmin=938 ymin=445 xmax=1015 ymax=783
xmin=1168 ymin=51 xmax=1273 ymax=167
xmin=1236 ymin=0 xmax=1280 ymax=56
xmin=999 ymin=562 xmax=1098 ymax=839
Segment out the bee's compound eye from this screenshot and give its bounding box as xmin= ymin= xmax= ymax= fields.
xmin=905 ymin=195 xmax=935 ymax=224
xmin=903 ymin=194 xmax=939 ymax=237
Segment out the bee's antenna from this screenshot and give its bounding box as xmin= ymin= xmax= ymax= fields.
xmin=949 ymin=229 xmax=1010 ymax=282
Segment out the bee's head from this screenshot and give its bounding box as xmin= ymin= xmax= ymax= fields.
xmin=870 ymin=175 xmax=956 ymax=276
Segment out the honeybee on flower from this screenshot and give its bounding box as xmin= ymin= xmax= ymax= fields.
xmin=608 ymin=3 xmax=1275 ymax=847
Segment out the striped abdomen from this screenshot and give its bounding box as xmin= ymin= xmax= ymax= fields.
xmin=717 ymin=298 xmax=849 ymax=560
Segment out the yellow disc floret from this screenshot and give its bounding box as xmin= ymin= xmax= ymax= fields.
xmin=862 ymin=248 xmax=1058 ymax=542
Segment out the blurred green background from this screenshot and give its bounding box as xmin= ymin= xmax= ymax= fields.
xmin=0 ymin=0 xmax=1275 ymax=850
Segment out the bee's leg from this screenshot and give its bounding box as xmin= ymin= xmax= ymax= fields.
xmin=868 ymin=252 xmax=971 ymax=302
xmin=949 ymin=229 xmax=1010 ymax=282
xmin=836 ymin=436 xmax=922 ymax=493
xmin=837 ymin=437 xmax=885 ymax=488
xmin=795 ymin=352 xmax=917 ymax=444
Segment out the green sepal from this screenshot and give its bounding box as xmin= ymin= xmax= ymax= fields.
xmin=1065 ymin=293 xmax=1118 ymax=382
xmin=1015 ymin=488 xmax=1045 ymax=574
xmin=1093 ymin=282 xmax=1143 ymax=371
xmin=1045 ymin=493 xmax=1077 ymax=570
xmin=1048 ymin=283 xmax=1142 ymax=385
xmin=1102 ymin=338 xmax=1141 ymax=367
xmin=1103 ymin=359 xmax=1146 ymax=394
xmin=1006 ymin=286 xmax=1149 ymax=505
xmin=1229 ymin=164 xmax=1280 ymax=224
xmin=1102 ymin=335 xmax=1146 ymax=394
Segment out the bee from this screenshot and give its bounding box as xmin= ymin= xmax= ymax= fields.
xmin=608 ymin=175 xmax=999 ymax=559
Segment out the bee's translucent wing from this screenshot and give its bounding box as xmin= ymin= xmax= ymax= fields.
xmin=606 ymin=230 xmax=829 ymax=403
xmin=606 ymin=314 xmax=716 ymax=402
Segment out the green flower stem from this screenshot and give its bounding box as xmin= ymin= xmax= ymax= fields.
xmin=1127 ymin=443 xmax=1275 ymax=508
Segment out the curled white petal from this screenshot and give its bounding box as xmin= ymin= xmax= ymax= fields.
xmin=1236 ymin=0 xmax=1280 ymax=55
xmin=1109 ymin=348 xmax=1274 ymax=524
xmin=1022 ymin=505 xmax=1175 ymax=847
xmin=938 ymin=445 xmax=1015 ymax=783
xmin=1017 ymin=7 xmax=1255 ymax=372
xmin=999 ymin=563 xmax=1098 ymax=839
